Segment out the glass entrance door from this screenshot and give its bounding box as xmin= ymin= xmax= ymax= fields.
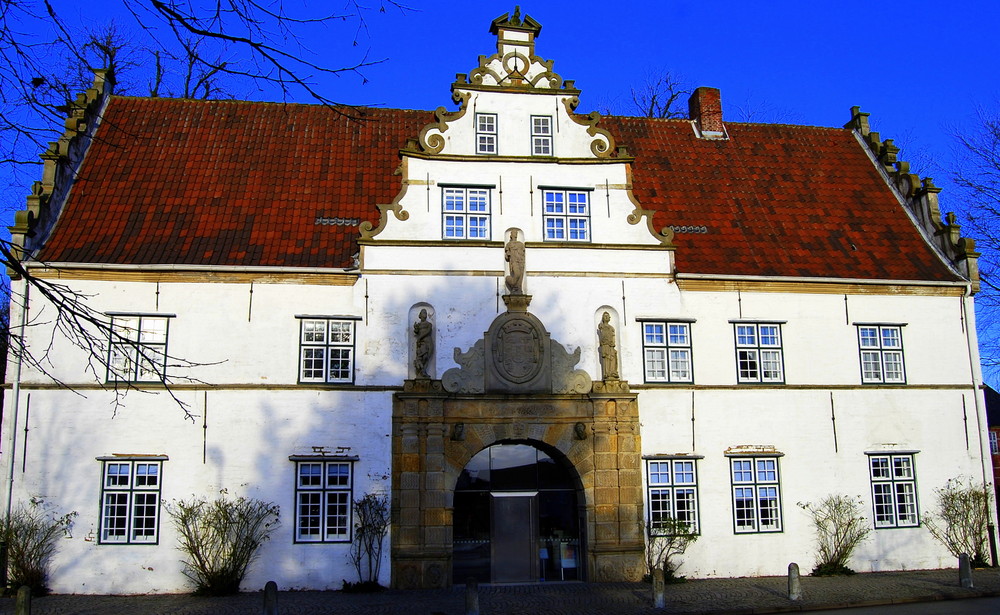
xmin=453 ymin=442 xmax=582 ymax=584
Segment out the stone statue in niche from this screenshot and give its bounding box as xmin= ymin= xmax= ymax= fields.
xmin=598 ymin=311 xmax=620 ymax=380
xmin=504 ymin=229 xmax=525 ymax=295
xmin=413 ymin=308 xmax=433 ymax=378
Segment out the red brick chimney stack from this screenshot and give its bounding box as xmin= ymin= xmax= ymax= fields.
xmin=688 ymin=87 xmax=724 ymax=135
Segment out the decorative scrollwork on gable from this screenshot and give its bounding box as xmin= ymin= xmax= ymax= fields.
xmin=562 ymin=97 xmax=616 ymax=158
xmin=415 ymin=91 xmax=471 ymax=154
xmin=622 ymin=168 xmax=675 ymax=247
xmin=358 ymin=160 xmax=412 ymax=240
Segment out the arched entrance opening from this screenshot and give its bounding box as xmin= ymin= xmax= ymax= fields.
xmin=453 ymin=440 xmax=584 ymax=583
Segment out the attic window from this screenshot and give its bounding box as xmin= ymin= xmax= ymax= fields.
xmin=315 ymin=217 xmax=361 ymax=226
xmin=476 ymin=113 xmax=497 ymax=155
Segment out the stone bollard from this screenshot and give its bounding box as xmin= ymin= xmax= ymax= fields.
xmin=787 ymin=562 xmax=801 ymax=601
xmin=652 ymin=567 xmax=665 ymax=609
xmin=959 ymin=553 xmax=973 ymax=588
xmin=15 ymin=585 xmax=31 ymax=615
xmin=263 ymin=580 xmax=279 ymax=615
xmin=465 ymin=577 xmax=479 ymax=615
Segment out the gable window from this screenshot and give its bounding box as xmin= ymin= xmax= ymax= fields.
xmin=442 ymin=186 xmax=491 ymax=239
xmin=641 ymin=321 xmax=693 ymax=383
xmin=542 ymin=188 xmax=590 ymax=242
xmin=733 ymin=322 xmax=784 ymax=383
xmin=531 ymin=115 xmax=553 ymax=156
xmin=98 ymin=457 xmax=164 ymax=544
xmin=475 ymin=113 xmax=497 ymax=155
xmin=857 ymin=324 xmax=905 ymax=384
xmin=293 ymin=458 xmax=355 ymax=542
xmin=646 ymin=458 xmax=699 ymax=535
xmin=107 ymin=315 xmax=170 ymax=383
xmin=730 ymin=456 xmax=782 ymax=533
xmin=868 ymin=453 xmax=919 ymax=528
xmin=298 ymin=317 xmax=357 ymax=384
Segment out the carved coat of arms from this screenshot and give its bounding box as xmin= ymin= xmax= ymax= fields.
xmin=493 ymin=318 xmax=542 ymax=383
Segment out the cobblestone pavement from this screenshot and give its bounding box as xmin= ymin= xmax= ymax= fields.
xmin=2 ymin=568 xmax=1000 ymax=615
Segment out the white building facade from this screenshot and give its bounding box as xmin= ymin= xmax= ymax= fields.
xmin=2 ymin=10 xmax=993 ymax=594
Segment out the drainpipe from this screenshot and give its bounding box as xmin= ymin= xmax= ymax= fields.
xmin=961 ymin=284 xmax=998 ymax=566
xmin=2 ymin=275 xmax=29 ymax=584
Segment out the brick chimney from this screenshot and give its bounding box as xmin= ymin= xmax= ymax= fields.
xmin=688 ymin=87 xmax=725 ymax=138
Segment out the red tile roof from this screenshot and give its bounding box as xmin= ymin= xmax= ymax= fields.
xmin=35 ymin=96 xmax=961 ymax=283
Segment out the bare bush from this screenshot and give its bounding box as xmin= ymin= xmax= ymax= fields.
xmin=798 ymin=494 xmax=871 ymax=575
xmin=166 ymin=494 xmax=279 ymax=595
xmin=347 ymin=492 xmax=390 ymax=590
xmin=0 ymin=499 xmax=76 ymax=595
xmin=924 ymin=477 xmax=994 ymax=567
xmin=642 ymin=516 xmax=698 ymax=582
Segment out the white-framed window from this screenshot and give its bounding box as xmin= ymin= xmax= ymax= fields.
xmin=293 ymin=459 xmax=354 ymax=542
xmin=857 ymin=325 xmax=905 ymax=384
xmin=646 ymin=458 xmax=699 ymax=534
xmin=991 ymin=431 xmax=999 ymax=456
xmin=868 ymin=453 xmax=919 ymax=528
xmin=475 ymin=113 xmax=497 ymax=155
xmin=531 ymin=115 xmax=553 ymax=156
xmin=107 ymin=315 xmax=170 ymax=383
xmin=734 ymin=322 xmax=784 ymax=383
xmin=641 ymin=321 xmax=693 ymax=383
xmin=298 ymin=317 xmax=357 ymax=384
xmin=730 ymin=456 xmax=782 ymax=533
xmin=99 ymin=457 xmax=164 ymax=544
xmin=542 ymin=188 xmax=590 ymax=242
xmin=442 ymin=186 xmax=491 ymax=239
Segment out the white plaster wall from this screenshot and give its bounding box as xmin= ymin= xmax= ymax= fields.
xmin=2 ymin=386 xmax=393 ymax=594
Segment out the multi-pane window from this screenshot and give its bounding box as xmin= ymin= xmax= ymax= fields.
xmin=869 ymin=454 xmax=919 ymax=528
xmin=107 ymin=315 xmax=169 ymax=383
xmin=646 ymin=459 xmax=699 ymax=534
xmin=730 ymin=456 xmax=782 ymax=533
xmin=442 ymin=187 xmax=491 ymax=239
xmin=294 ymin=460 xmax=354 ymax=542
xmin=734 ymin=323 xmax=784 ymax=383
xmin=475 ymin=113 xmax=497 ymax=154
xmin=642 ymin=321 xmax=693 ymax=383
xmin=991 ymin=431 xmax=999 ymax=456
xmin=99 ymin=458 xmax=163 ymax=544
xmin=299 ymin=318 xmax=356 ymax=384
xmin=531 ymin=115 xmax=553 ymax=156
xmin=542 ymin=189 xmax=590 ymax=241
xmin=858 ymin=325 xmax=905 ymax=384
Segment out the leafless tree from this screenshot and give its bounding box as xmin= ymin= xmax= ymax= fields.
xmin=627 ymin=70 xmax=691 ymax=119
xmin=953 ymin=106 xmax=1000 ymax=371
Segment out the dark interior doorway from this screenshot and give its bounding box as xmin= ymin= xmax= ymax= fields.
xmin=453 ymin=441 xmax=582 ymax=583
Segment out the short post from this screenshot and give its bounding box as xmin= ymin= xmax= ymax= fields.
xmin=959 ymin=553 xmax=973 ymax=588
xmin=988 ymin=523 xmax=998 ymax=568
xmin=787 ymin=562 xmax=801 ymax=601
xmin=465 ymin=577 xmax=479 ymax=615
xmin=652 ymin=567 xmax=666 ymax=609
xmin=15 ymin=585 xmax=31 ymax=615
xmin=263 ymin=580 xmax=278 ymax=615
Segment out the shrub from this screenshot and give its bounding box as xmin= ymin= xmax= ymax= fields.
xmin=641 ymin=516 xmax=698 ymax=582
xmin=166 ymin=494 xmax=280 ymax=595
xmin=798 ymin=495 xmax=871 ymax=576
xmin=925 ymin=477 xmax=994 ymax=567
xmin=348 ymin=493 xmax=390 ymax=589
xmin=0 ymin=499 xmax=76 ymax=596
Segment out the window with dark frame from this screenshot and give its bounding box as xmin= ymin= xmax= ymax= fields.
xmin=857 ymin=324 xmax=906 ymax=384
xmin=442 ymin=186 xmax=491 ymax=239
xmin=293 ymin=459 xmax=355 ymax=542
xmin=99 ymin=458 xmax=163 ymax=544
xmin=475 ymin=113 xmax=497 ymax=154
xmin=730 ymin=456 xmax=782 ymax=533
xmin=868 ymin=453 xmax=919 ymax=528
xmin=646 ymin=458 xmax=699 ymax=534
xmin=298 ymin=318 xmax=357 ymax=384
xmin=641 ymin=321 xmax=693 ymax=383
xmin=542 ymin=188 xmax=590 ymax=241
xmin=733 ymin=322 xmax=784 ymax=383
xmin=107 ymin=315 xmax=169 ymax=383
